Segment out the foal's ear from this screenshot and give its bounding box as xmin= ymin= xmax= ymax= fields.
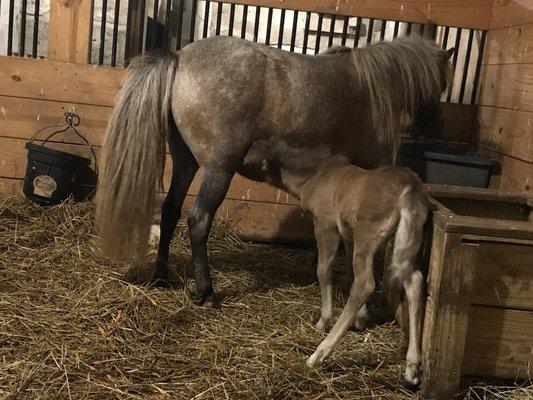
xmin=444 ymin=47 xmax=455 ymax=62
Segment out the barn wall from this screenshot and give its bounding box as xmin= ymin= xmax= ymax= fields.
xmin=475 ymin=0 xmax=533 ymax=192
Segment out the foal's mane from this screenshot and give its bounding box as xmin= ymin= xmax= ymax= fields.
xmin=348 ymin=38 xmax=448 ymax=158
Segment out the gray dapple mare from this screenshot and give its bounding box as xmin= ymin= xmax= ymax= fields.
xmin=96 ymin=36 xmax=452 ymax=307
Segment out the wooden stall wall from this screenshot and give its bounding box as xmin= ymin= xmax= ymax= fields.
xmin=0 ymin=0 xmax=494 ymax=243
xmin=476 ymin=0 xmax=533 ymax=192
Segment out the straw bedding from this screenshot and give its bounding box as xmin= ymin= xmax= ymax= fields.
xmin=0 ymin=197 xmax=530 ymax=399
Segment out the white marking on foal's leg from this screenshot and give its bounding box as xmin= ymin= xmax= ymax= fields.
xmin=149 ymin=224 xmax=161 ymax=248
xmin=403 ymin=270 xmax=424 ymax=387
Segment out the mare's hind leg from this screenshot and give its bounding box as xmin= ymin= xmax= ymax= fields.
xmin=187 ymin=168 xmax=235 ymax=307
xmin=313 ymin=219 xmax=341 ymax=332
xmin=152 ymin=131 xmax=199 ymax=284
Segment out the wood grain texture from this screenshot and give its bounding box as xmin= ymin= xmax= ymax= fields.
xmin=0 ymin=57 xmax=123 ymax=107
xmin=477 ymin=64 xmax=533 ymax=112
xmin=470 ymin=242 xmax=533 ymax=310
xmin=48 ymin=0 xmax=94 ymax=63
xmin=484 ymin=23 xmax=533 ymax=65
xmin=224 ymin=0 xmax=493 ymax=29
xmin=477 ymin=106 xmax=533 ymax=163
xmin=421 ymin=231 xmax=475 ymax=400
xmin=463 ymin=306 xmax=533 ymax=379
xmin=0 ymin=137 xmax=300 ymax=206
xmin=0 ymin=177 xmax=23 ymax=196
xmin=491 ymin=0 xmax=533 ymax=30
xmin=0 ymin=95 xmax=111 ymax=145
xmin=498 ymin=153 xmax=533 ymax=192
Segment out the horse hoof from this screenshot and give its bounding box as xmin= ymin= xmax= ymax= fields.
xmin=404 ymin=364 xmax=421 ymax=390
xmin=193 ymin=291 xmax=220 ymax=309
xmin=315 ymin=319 xmax=328 ymax=332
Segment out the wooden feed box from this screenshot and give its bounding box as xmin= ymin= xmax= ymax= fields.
xmin=420 ymin=185 xmax=532 ymax=399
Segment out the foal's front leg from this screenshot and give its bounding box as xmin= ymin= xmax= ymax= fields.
xmin=313 ymin=220 xmax=341 ymax=332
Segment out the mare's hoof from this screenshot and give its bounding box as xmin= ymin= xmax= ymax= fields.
xmin=192 ymin=291 xmax=220 ymax=309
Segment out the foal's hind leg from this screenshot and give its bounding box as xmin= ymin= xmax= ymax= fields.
xmin=187 ymin=168 xmax=235 ymax=307
xmin=313 ymin=219 xmax=341 ymax=332
xmin=152 ymin=130 xmax=198 ymax=285
xmin=307 ymin=230 xmax=381 ymax=367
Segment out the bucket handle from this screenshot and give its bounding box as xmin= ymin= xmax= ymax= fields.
xmin=29 ymin=108 xmax=98 ymax=174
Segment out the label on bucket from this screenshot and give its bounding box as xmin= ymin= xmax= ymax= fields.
xmin=33 ymin=175 xmax=57 ymax=198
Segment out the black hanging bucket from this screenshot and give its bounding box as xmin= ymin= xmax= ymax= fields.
xmin=23 ymin=109 xmax=97 ymax=205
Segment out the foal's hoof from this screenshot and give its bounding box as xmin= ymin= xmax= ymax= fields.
xmin=404 ymin=364 xmax=421 ymax=390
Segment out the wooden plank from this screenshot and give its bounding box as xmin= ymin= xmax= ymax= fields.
xmin=426 ymin=184 xmax=531 ymax=204
xmin=0 ymin=96 xmax=111 ymax=146
xmin=0 ymin=57 xmax=124 ymax=107
xmin=471 ymin=242 xmax=533 ymax=310
xmin=421 ymin=233 xmax=475 ymax=399
xmin=484 ymin=23 xmax=533 ymax=65
xmin=477 ymin=106 xmax=533 ymax=163
xmin=440 ymin=103 xmax=476 ymax=144
xmin=477 ymin=64 xmax=533 ymax=112
xmin=0 ymin=177 xmax=23 ymax=196
xmin=0 ymin=137 xmax=300 ymax=206
xmin=463 ymin=306 xmax=533 ymax=379
xmin=491 ymin=0 xmax=533 ymax=30
xmin=48 ymin=0 xmax=94 ymax=63
xmin=498 ymin=154 xmax=533 ymax=192
xmin=182 ymin=194 xmax=314 ymax=243
xmin=226 ymin=0 xmax=492 ymax=29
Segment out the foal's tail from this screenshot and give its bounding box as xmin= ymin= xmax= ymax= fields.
xmin=390 ymin=183 xmax=429 ymax=283
xmin=96 ymin=52 xmax=178 ymax=261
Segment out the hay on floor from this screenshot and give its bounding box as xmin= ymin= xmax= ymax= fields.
xmin=0 ymin=197 xmax=530 ymax=399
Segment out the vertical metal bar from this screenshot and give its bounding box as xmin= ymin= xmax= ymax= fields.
xmin=290 ymin=10 xmax=298 ymax=52
xmin=353 ymin=17 xmax=362 ymax=47
xmin=253 ymin=6 xmax=260 ymax=42
xmin=203 ymin=1 xmax=211 ymax=38
xmin=190 ymin=0 xmax=198 ymax=42
xmin=99 ymin=0 xmax=108 ymax=65
xmin=20 ymin=0 xmax=27 ymax=56
xmin=470 ymin=30 xmax=487 ymax=105
xmin=302 ymin=12 xmax=310 ymax=54
xmin=458 ymin=29 xmax=475 ymax=103
xmin=366 ymin=18 xmax=374 ymax=44
xmin=406 ymin=22 xmax=412 ymax=35
xmin=327 ymin=15 xmax=336 ymax=47
xmin=7 ymin=0 xmax=15 ymax=56
xmin=393 ymin=20 xmax=399 ymax=38
xmin=265 ymin=7 xmax=273 ymax=45
xmin=228 ymin=4 xmax=235 ymax=36
xmin=215 ymin=2 xmax=223 ymax=36
xmin=163 ymin=0 xmax=171 ymax=47
xmin=111 ymin=0 xmax=120 ymax=66
xmin=429 ymin=23 xmax=437 ymax=40
xmin=379 ymin=19 xmax=386 ymax=41
xmin=277 ymin=9 xmax=285 ymax=48
xmin=176 ymin=0 xmax=185 ymax=49
xmin=442 ymin=26 xmax=450 ymax=49
xmin=138 ymin=0 xmax=146 ymax=54
xmin=124 ymin=0 xmax=134 ymax=60
xmin=314 ymin=13 xmax=324 ymax=54
xmin=419 ymin=23 xmax=424 ymax=36
xmin=241 ymin=5 xmax=248 ymax=39
xmin=447 ymin=27 xmax=463 ymax=102
xmin=32 ymin=0 xmax=40 ymax=58
xmin=340 ymin=15 xmax=349 ymax=46
xmin=153 ymin=0 xmax=159 ymax=21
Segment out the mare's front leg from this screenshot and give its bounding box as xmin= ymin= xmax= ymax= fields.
xmin=187 ymin=168 xmax=235 ymax=307
xmin=307 ymin=235 xmax=378 ymax=368
xmin=313 ymin=220 xmax=341 ymax=332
